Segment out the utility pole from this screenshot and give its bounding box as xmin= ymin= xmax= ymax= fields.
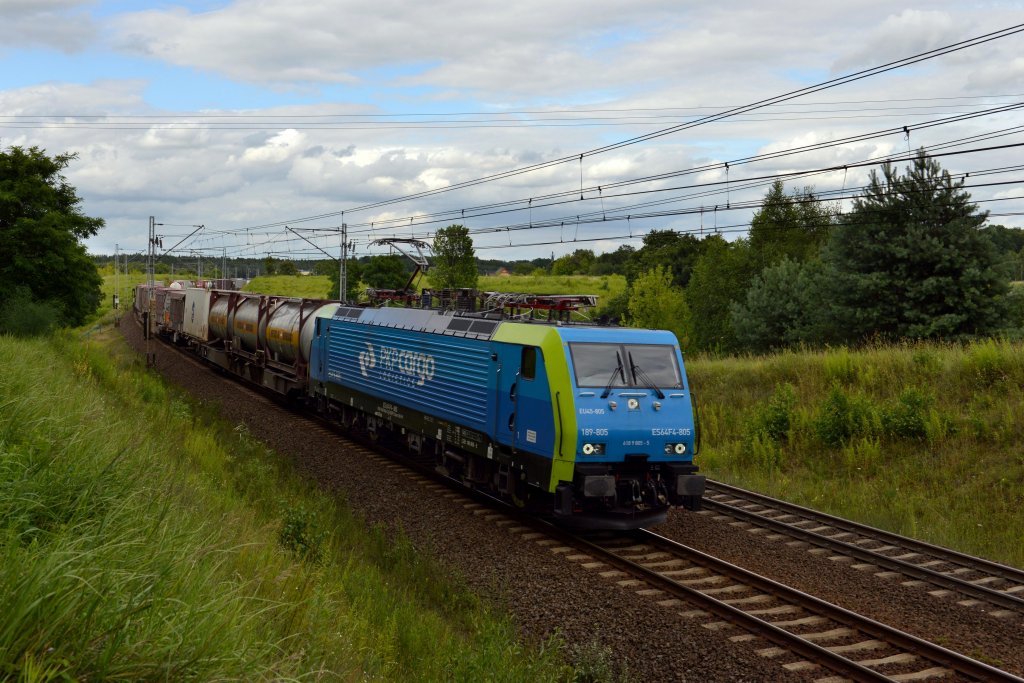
xmin=114 ymin=243 xmax=120 ymax=326
xmin=340 ymin=223 xmax=348 ymax=302
xmin=145 ymin=216 xmax=162 ymax=367
xmin=222 ymin=247 xmax=227 ymax=282
xmin=147 ymin=216 xmax=155 ymax=288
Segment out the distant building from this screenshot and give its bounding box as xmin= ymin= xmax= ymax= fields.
xmin=493 ymin=267 xmax=512 ymax=277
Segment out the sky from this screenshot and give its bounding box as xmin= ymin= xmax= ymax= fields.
xmin=2 ymin=0 xmax=1024 ymax=265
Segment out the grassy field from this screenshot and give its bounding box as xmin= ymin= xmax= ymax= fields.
xmin=688 ymin=339 xmax=1024 ymax=567
xmin=0 ymin=319 xmax=581 ymax=679
xmin=243 ymin=274 xmax=333 ymax=298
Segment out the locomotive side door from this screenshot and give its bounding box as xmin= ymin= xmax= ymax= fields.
xmin=492 ymin=342 xmax=554 ymax=455
xmin=493 ymin=342 xmax=520 ymax=448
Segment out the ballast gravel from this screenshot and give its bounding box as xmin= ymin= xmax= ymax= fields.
xmin=657 ymin=508 xmax=1024 ymax=677
xmin=121 ymin=323 xmax=808 ymax=682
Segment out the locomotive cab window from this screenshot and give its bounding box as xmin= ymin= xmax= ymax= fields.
xmin=521 ymin=346 xmax=537 ymax=380
xmin=569 ymin=343 xmax=628 ymax=388
xmin=569 ymin=343 xmax=683 ymax=389
xmin=625 ymin=344 xmax=683 ymax=388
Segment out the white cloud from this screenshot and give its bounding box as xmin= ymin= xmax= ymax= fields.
xmin=3 ymin=0 xmax=1022 ymax=258
xmin=0 ymin=0 xmax=96 ymax=52
xmin=832 ymin=10 xmax=963 ymax=73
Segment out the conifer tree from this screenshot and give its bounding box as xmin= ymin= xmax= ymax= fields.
xmin=824 ymin=150 xmax=1007 ymax=341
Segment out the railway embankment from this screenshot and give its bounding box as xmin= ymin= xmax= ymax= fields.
xmin=0 ymin=328 xmax=574 ymax=681
xmin=689 ymin=340 xmax=1024 ymax=568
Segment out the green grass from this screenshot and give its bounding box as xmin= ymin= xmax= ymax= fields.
xmin=243 ymin=274 xmax=332 ymax=298
xmin=472 ymin=274 xmax=625 ymax=301
xmin=0 ymin=327 xmax=577 ymax=681
xmin=688 ymin=339 xmax=1024 ymax=567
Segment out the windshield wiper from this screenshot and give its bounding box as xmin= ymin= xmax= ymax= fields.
xmin=600 ymin=356 xmax=625 ymax=398
xmin=628 ymin=352 xmax=665 ymax=399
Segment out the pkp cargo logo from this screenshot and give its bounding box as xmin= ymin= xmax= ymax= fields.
xmin=358 ymin=343 xmax=376 ymax=377
xmin=359 ymin=342 xmax=436 ymax=387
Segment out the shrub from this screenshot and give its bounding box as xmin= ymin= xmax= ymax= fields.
xmin=815 ymin=384 xmax=877 ymax=447
xmin=278 ymin=504 xmax=328 ymax=563
xmin=746 ymin=383 xmax=797 ymax=444
xmin=0 ymin=287 xmax=62 ymax=337
xmin=881 ymin=387 xmax=932 ymax=440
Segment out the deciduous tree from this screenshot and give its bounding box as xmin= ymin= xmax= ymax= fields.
xmin=431 ymin=224 xmax=478 ymax=289
xmin=625 ymin=230 xmax=703 ymax=288
xmin=686 ymin=235 xmax=753 ymax=352
xmin=748 ymin=180 xmax=834 ymax=268
xmin=361 ymin=254 xmax=408 ymax=290
xmin=0 ymin=146 xmax=103 ymax=330
xmin=627 ymin=265 xmax=691 ymax=347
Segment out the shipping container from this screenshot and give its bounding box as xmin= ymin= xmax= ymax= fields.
xmin=183 ymin=287 xmax=212 ymax=341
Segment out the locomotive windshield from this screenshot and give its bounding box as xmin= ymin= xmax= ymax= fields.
xmin=569 ymin=343 xmax=683 ymax=389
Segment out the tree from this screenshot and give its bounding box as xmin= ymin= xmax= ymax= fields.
xmin=511 ymin=261 xmax=534 ymax=275
xmin=591 ymin=244 xmax=635 ymax=275
xmin=748 ymin=180 xmax=834 ymax=268
xmin=361 ymin=254 xmax=408 ymax=290
xmin=551 ymin=249 xmax=595 ymax=276
xmin=431 ymin=224 xmax=478 ymax=289
xmin=278 ymin=261 xmax=298 ymax=276
xmin=0 ymin=146 xmax=103 ymax=330
xmin=626 ymin=265 xmax=691 ymax=347
xmin=824 ymin=150 xmax=1008 ymax=341
xmin=731 ymin=258 xmax=830 ymax=352
xmin=625 ymin=230 xmax=703 ymax=288
xmin=262 ymin=256 xmax=278 ymax=276
xmin=686 ymin=235 xmax=754 ymax=352
xmin=980 ymin=224 xmax=1024 ymax=281
xmin=325 ymin=259 xmax=364 ymax=301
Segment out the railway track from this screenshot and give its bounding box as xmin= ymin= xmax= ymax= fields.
xmin=138 ymin=324 xmax=1023 ymax=681
xmin=278 ymin=409 xmax=1024 ymax=680
xmin=561 ymin=528 xmax=1023 ymax=682
xmin=702 ymin=481 xmax=1024 ymax=615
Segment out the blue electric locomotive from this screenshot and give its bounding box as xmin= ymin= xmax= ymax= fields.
xmin=309 ymin=304 xmax=704 ymax=529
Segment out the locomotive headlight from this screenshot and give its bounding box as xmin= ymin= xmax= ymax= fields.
xmin=582 ymin=443 xmax=605 ymax=455
xmin=653 ymin=401 xmax=662 ymax=411
xmin=627 ymin=398 xmax=640 ymax=410
xmin=608 ymin=401 xmax=617 ymax=410
xmin=664 ymin=443 xmax=687 ymax=455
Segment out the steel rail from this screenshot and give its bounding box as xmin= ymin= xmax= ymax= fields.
xmin=616 ymin=529 xmax=1023 ymax=683
xmin=136 ymin=321 xmax=1021 ymax=681
xmin=704 ymin=481 xmax=1024 ymax=612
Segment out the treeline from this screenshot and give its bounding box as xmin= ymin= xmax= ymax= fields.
xmin=524 ymin=151 xmax=1024 ymax=353
xmin=82 ymin=150 xmax=1024 ymax=354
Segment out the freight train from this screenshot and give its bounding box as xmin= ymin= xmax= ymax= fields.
xmin=135 ymin=283 xmax=705 ymax=529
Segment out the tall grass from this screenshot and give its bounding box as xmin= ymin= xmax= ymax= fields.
xmin=243 ymin=274 xmax=332 ymax=298
xmin=689 ymin=339 xmax=1024 ymax=567
xmin=0 ymin=329 xmax=574 ymax=680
